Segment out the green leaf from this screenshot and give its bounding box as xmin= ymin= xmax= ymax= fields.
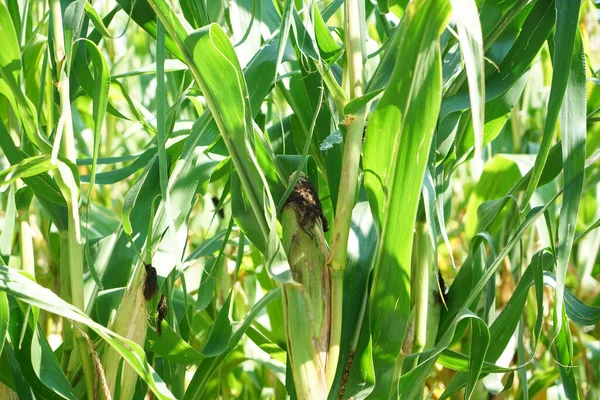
xmin=115 ymin=0 xmax=184 ymax=61
xmin=521 ymin=0 xmax=582 ymax=209
xmin=311 ymin=3 xmax=343 ymax=66
xmin=0 ymin=2 xmax=21 ymax=96
xmin=22 ymin=34 xmax=47 ymax=108
xmin=146 ymin=322 xmax=205 ymax=364
xmin=122 ymin=158 xmax=156 ymax=236
xmin=0 ymin=344 xmax=18 ymax=394
xmin=441 ymin=249 xmax=600 ymax=397
xmin=377 ymin=0 xmax=390 ymax=14
xmin=83 ymin=1 xmax=112 ymax=38
xmin=111 ymin=59 xmax=188 ymax=79
xmin=0 ymin=121 xmax=68 ymax=231
xmin=278 ymin=68 xmax=332 ymax=195
xmin=0 ymin=265 xmax=176 ymax=400
xmin=0 ymin=292 xmax=8 ymax=356
xmin=465 ymin=317 xmax=490 ymax=399
xmin=455 ymin=72 xmax=529 ymax=160
xmin=437 ymin=350 xmax=514 ymax=374
xmin=440 ymin=250 xmax=553 ymax=398
xmin=7 ymin=300 xmax=77 ymax=400
xmin=465 ymin=154 xmax=529 ymax=239
xmin=398 ymin=309 xmax=489 ymax=399
xmin=71 ymin=49 xmax=132 ymax=123
xmin=201 ymin=292 xmax=233 ymax=357
xmin=431 ymin=203 xmax=558 ymax=397
xmin=104 ymin=106 xmax=219 ymax=305
xmin=449 ymin=0 xmax=485 ymax=178
xmin=80 ymin=148 xmax=156 ymax=184
xmin=554 ymin=30 xmax=586 ymax=338
xmin=61 ymin=0 xmax=85 ymax=66
xmin=362 ymin=0 xmax=451 ymax=396
xmin=0 ymin=156 xmax=57 ymax=187
xmin=343 ymin=89 xmax=384 ymax=115
xmin=30 ymin=326 xmax=77 ymax=399
xmin=147 ymin=2 xmax=290 ymax=281
xmin=77 ymin=39 xmax=110 ymax=194
xmin=544 ymin=273 xmax=600 ymax=326
xmin=554 ymin=307 xmax=579 ymax=399
xmin=0 ymin=2 xmax=50 ymax=153
xmin=183 ymin=288 xmax=281 ymax=399
xmin=438 ymin=0 xmax=555 ymax=161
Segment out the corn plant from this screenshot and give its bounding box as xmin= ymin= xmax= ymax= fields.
xmin=1 ymin=0 xmax=600 ymax=399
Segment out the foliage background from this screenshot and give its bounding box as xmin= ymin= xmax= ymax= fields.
xmin=0 ymin=0 xmax=599 ymax=399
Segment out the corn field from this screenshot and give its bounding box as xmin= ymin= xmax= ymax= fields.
xmin=0 ymin=0 xmax=599 ymax=398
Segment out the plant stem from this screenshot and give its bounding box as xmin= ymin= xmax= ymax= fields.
xmin=10 ymin=110 xmax=35 ymax=276
xmin=343 ymin=0 xmax=365 ymax=101
xmin=63 ymin=211 xmax=95 ymax=393
xmin=411 ymin=223 xmax=429 ymax=354
xmin=18 ymin=201 xmax=35 ymax=276
xmin=326 ymin=269 xmax=344 ymax=387
xmin=59 ymin=234 xmax=73 ymax=371
xmin=328 ymin=0 xmax=366 ymax=271
xmin=50 ymin=0 xmax=75 ymax=161
xmin=411 ymin=222 xmax=441 ymax=359
xmin=55 ymin=166 xmax=95 ymax=400
xmin=325 ymin=0 xmax=368 ymax=389
xmin=50 ymin=1 xmax=94 ymax=397
xmin=322 ymin=67 xmax=348 ymax=114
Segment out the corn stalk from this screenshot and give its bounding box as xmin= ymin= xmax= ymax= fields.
xmin=325 ymin=0 xmax=368 ymax=387
xmin=50 ymin=0 xmax=94 ymax=397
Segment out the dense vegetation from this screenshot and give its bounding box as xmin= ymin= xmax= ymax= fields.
xmin=0 ymin=0 xmax=599 ymax=399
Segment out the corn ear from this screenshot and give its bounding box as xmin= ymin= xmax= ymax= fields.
xmin=280 ymin=174 xmax=331 ymax=399
xmin=101 ymin=263 xmax=152 ymax=399
xmin=0 ymin=382 xmax=18 ymax=400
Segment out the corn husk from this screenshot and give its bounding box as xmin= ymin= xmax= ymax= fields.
xmin=101 ymin=264 xmax=150 ymax=399
xmin=0 ymin=382 xmax=18 ymax=400
xmin=280 ymin=174 xmax=331 ymax=399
